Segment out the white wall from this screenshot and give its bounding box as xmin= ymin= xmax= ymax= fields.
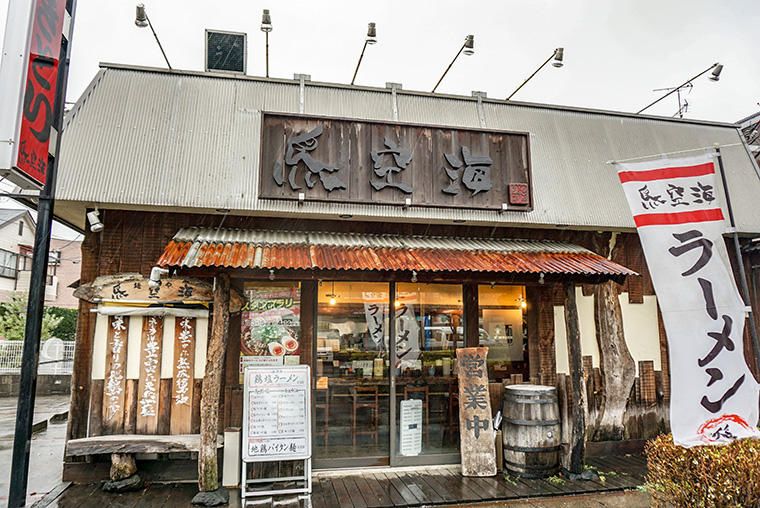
xmin=554 ymin=288 xmax=661 ymax=375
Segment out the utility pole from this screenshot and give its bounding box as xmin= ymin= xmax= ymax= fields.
xmin=8 ymin=0 xmax=76 ymax=505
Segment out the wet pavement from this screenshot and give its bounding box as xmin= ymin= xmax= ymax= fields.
xmin=0 ymin=394 xmax=70 ymax=506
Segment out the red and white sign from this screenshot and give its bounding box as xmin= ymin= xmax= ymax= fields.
xmin=616 ymin=153 xmax=760 ymax=447
xmin=0 ymin=0 xmax=69 ymax=188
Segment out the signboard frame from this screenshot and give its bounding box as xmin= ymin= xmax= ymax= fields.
xmin=241 ymin=364 xmax=312 ymax=499
xmin=0 ymin=0 xmax=70 ymax=189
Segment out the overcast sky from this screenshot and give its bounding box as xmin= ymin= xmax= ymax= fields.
xmin=1 ymin=0 xmax=759 ymax=123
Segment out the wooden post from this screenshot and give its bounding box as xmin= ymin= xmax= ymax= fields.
xmin=463 ymin=282 xmax=479 ymax=347
xmin=563 ymin=281 xmax=586 ymax=474
xmin=593 ymin=281 xmax=635 ymax=440
xmin=198 ymin=273 xmax=230 ymax=492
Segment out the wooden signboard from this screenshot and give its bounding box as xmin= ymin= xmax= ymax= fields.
xmin=171 ymin=317 xmax=195 ymax=434
xmin=456 ymin=346 xmax=497 ymax=477
xmin=102 ymin=315 xmax=129 ymax=435
xmin=259 ymin=113 xmax=532 ymax=211
xmin=74 ymin=273 xmax=243 ymax=311
xmin=136 ymin=316 xmax=163 ymax=434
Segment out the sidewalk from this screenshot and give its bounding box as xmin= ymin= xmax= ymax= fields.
xmin=0 ymin=394 xmax=70 ymax=506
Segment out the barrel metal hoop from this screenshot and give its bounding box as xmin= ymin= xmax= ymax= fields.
xmin=505 ymin=396 xmax=557 ymax=404
xmin=503 ymin=417 xmax=561 ymax=426
xmin=504 ymin=388 xmax=556 ymax=397
xmin=503 ymin=458 xmax=558 ymax=471
xmin=503 ymin=444 xmax=561 ymax=452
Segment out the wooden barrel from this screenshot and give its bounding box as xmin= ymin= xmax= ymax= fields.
xmin=502 ymin=384 xmax=560 ymax=478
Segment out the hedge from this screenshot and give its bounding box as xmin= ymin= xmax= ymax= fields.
xmin=645 ymin=433 xmax=760 ymax=507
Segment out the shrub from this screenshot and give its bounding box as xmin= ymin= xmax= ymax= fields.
xmin=0 ymin=295 xmax=63 ymax=342
xmin=645 ymin=433 xmax=760 ymax=507
xmin=47 ymin=307 xmax=78 ymax=341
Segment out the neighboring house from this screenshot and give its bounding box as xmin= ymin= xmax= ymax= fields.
xmin=737 ymin=111 xmax=760 ymax=164
xmin=0 ymin=207 xmax=71 ymax=304
xmin=47 ymin=237 xmax=82 ymax=309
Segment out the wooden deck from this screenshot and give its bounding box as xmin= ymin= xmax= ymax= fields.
xmin=37 ymin=455 xmax=647 ymax=507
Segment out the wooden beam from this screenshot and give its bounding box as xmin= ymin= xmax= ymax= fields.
xmin=198 ymin=273 xmax=230 ymax=492
xmin=66 ymin=433 xmax=224 ymax=456
xmin=66 ymin=226 xmax=99 ymax=442
xmin=563 ymin=281 xmax=586 ymax=474
xmin=463 ymin=282 xmax=479 ymax=347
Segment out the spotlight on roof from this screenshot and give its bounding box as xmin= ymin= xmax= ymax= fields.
xmin=709 ymin=63 xmax=723 ymax=81
xmin=260 ymin=9 xmax=272 ymax=32
xmin=552 ymin=47 xmax=564 ymax=68
xmin=463 ymin=35 xmax=475 ymax=56
xmin=366 ymin=22 xmax=377 ymax=45
xmin=135 ymin=3 xmax=148 ymax=27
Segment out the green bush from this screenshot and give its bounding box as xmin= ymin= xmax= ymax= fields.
xmin=47 ymin=307 xmax=78 ymax=341
xmin=645 ymin=433 xmax=760 ymax=507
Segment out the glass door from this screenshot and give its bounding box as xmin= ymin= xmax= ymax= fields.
xmin=313 ymin=282 xmax=390 ymax=468
xmin=391 ymin=282 xmax=462 ymax=466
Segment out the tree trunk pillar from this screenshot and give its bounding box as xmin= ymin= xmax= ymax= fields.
xmin=198 ymin=273 xmax=230 ymax=492
xmin=593 ymin=280 xmax=635 ymax=440
xmin=564 ymin=281 xmax=586 ymax=474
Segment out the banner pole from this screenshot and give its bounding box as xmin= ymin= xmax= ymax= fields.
xmin=714 ymin=148 xmax=760 ymax=376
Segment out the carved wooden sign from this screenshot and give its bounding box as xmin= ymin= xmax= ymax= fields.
xmin=74 ymin=273 xmax=243 ymax=312
xmin=259 ymin=113 xmax=532 ymax=211
xmin=456 ymin=346 xmax=497 ymax=477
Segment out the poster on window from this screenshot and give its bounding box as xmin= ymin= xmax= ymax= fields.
xmin=362 ymin=292 xmax=388 ymax=348
xmin=394 ymin=293 xmax=421 ymax=370
xmin=615 ymin=153 xmax=760 ymax=447
xmin=241 ymin=286 xmax=301 ymax=373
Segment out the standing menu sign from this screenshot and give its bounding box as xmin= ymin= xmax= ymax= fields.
xmin=243 ymin=365 xmax=311 ymax=461
xmin=241 ymin=365 xmax=312 ymax=499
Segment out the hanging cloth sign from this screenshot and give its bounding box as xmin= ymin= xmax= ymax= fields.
xmin=615 ymin=152 xmax=760 ymax=447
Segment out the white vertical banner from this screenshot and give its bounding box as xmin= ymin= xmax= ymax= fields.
xmin=615 ymin=152 xmax=760 ymax=447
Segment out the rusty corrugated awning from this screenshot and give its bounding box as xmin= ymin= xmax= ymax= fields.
xmin=156 ymin=227 xmax=635 ymax=278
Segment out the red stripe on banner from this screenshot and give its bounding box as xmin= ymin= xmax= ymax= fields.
xmin=633 ymin=208 xmax=724 ymax=227
xmin=618 ymin=162 xmax=715 ymax=183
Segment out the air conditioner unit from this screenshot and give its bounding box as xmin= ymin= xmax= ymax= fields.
xmin=205 ymin=29 xmax=247 ymax=74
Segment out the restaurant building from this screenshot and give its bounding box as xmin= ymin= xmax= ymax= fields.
xmin=54 ymin=63 xmax=760 ymax=481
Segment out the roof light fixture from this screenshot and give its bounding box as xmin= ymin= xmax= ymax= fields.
xmin=506 ymin=47 xmax=564 ymax=100
xmin=637 ymin=62 xmax=723 ymax=115
xmin=432 ymin=35 xmax=475 ymax=93
xmin=351 ymin=22 xmax=377 ymax=85
xmin=260 ymin=9 xmax=272 ymax=77
xmin=134 ymin=3 xmax=172 ymax=70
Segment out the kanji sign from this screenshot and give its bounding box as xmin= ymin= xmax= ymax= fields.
xmin=260 ymin=113 xmax=532 ymax=211
xmin=456 ymin=347 xmax=497 ymax=476
xmin=616 ymin=153 xmax=760 ymax=447
xmin=0 ymin=0 xmax=69 ymax=187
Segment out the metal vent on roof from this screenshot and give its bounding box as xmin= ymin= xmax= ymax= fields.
xmin=205 ymin=29 xmax=246 ymax=74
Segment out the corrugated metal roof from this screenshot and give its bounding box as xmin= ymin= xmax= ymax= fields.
xmin=57 ymin=64 xmax=760 ymax=233
xmin=157 ymin=227 xmax=635 ymax=277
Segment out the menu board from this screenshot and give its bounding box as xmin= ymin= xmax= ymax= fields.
xmin=240 ymin=286 xmax=301 ymax=374
xmin=242 ymin=365 xmax=311 ymax=462
xmin=399 ymin=399 xmax=422 ymax=456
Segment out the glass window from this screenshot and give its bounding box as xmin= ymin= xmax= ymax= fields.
xmin=478 ymin=284 xmax=528 ymax=382
xmin=315 ymin=282 xmax=390 ymax=463
xmin=394 ymin=283 xmax=462 ymax=458
xmin=0 ymin=249 xmax=18 ymax=279
xmin=239 ymin=282 xmax=302 ymax=374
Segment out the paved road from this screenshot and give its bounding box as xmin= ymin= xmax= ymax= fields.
xmin=0 ymin=394 xmax=70 ymax=506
